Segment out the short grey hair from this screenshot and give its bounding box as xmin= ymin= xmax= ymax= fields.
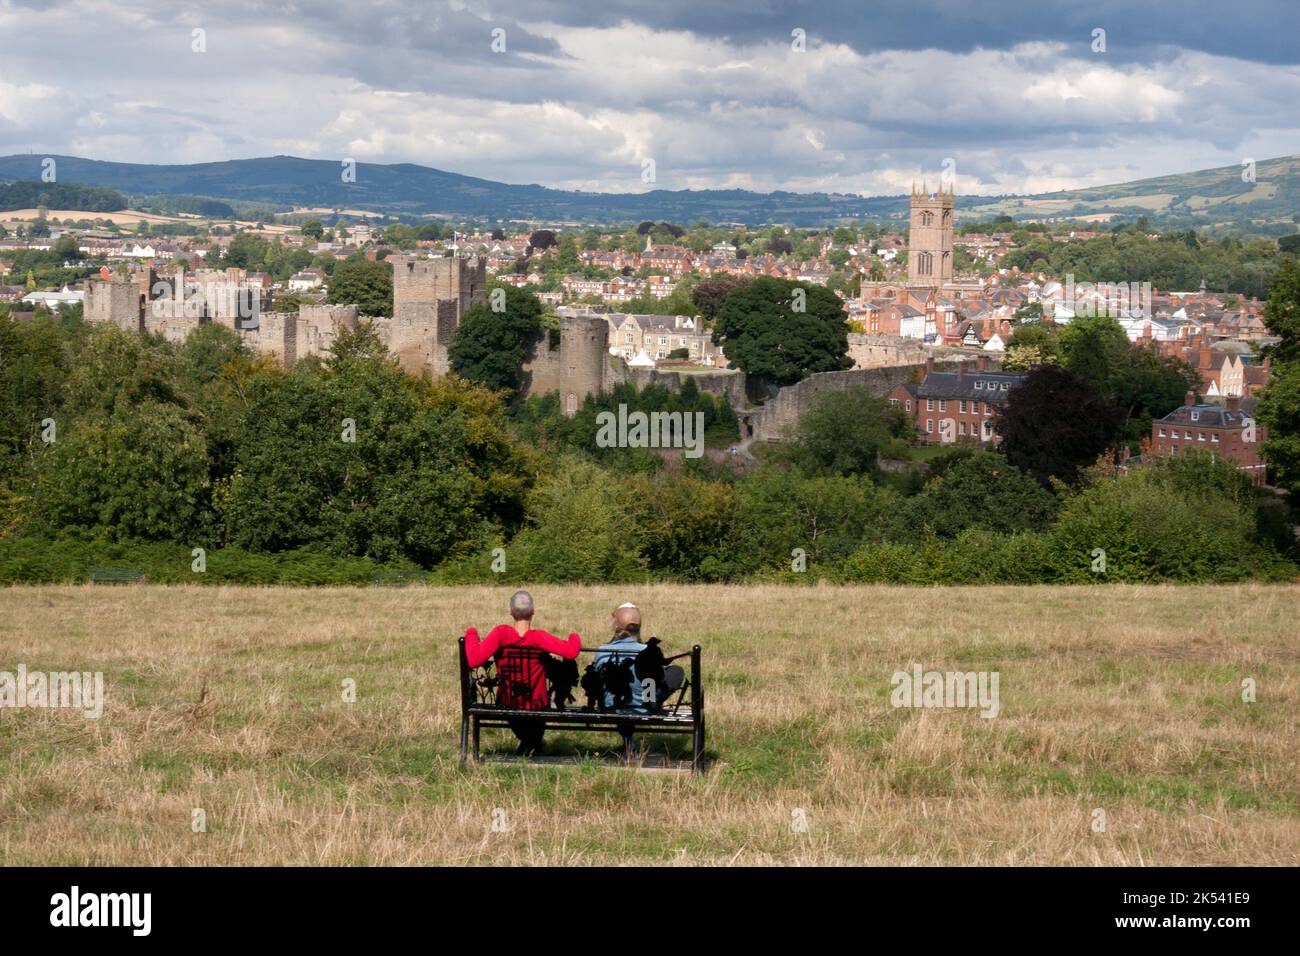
xmin=509 ymin=590 xmax=534 ymax=618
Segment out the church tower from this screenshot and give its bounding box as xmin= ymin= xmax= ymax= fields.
xmin=907 ymin=181 xmax=955 ymax=288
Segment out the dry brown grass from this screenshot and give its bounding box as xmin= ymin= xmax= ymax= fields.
xmin=0 ymin=583 xmax=1297 ymax=865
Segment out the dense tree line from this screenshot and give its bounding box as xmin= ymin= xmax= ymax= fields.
xmin=1000 ymin=223 xmax=1285 ymax=299
xmin=1 ymin=276 xmax=1297 ymax=584
xmin=0 ymin=181 xmax=127 ymax=213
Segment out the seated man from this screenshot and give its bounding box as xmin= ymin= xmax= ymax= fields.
xmin=464 ymin=590 xmax=580 ymax=756
xmin=589 ymin=603 xmax=685 ymax=715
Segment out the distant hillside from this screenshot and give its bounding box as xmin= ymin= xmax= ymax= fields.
xmin=962 ymin=155 xmax=1300 ymax=235
xmin=0 ymin=154 xmax=904 ymax=226
xmin=0 ymin=153 xmax=1297 ymax=230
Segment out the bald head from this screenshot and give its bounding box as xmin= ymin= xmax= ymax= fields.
xmin=612 ymin=603 xmax=641 ymax=637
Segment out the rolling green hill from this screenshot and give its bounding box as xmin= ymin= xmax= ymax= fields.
xmin=0 ymin=152 xmax=1297 ymax=231
xmin=962 ymin=155 xmax=1300 ymax=236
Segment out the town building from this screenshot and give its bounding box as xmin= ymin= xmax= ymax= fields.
xmin=1149 ymin=392 xmax=1267 ymax=483
xmin=889 ymin=357 xmax=1024 ymax=446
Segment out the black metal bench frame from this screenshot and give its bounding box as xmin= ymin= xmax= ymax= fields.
xmin=457 ymin=637 xmax=706 ymax=774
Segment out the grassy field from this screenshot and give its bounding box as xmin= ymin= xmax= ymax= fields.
xmin=1 ymin=583 xmax=1297 ymax=866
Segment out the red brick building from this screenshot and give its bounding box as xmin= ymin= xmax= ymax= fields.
xmin=889 ymin=357 xmax=1025 ymax=446
xmin=1149 ymin=392 xmax=1267 ymax=483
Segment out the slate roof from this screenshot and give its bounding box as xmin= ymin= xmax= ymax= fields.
xmin=1156 ymin=403 xmax=1253 ymax=429
xmin=915 ymin=370 xmax=1025 ymax=402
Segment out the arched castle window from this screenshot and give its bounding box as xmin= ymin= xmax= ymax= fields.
xmin=918 ymin=252 xmax=933 ymax=276
xmin=920 ymin=210 xmax=934 ymax=227
xmin=942 ymin=209 xmax=951 ymax=227
xmin=566 ymin=393 xmax=577 ymax=414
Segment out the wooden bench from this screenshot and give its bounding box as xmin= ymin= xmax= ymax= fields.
xmin=457 ymin=637 xmax=706 ymax=774
xmin=89 ymin=567 xmax=144 ymax=584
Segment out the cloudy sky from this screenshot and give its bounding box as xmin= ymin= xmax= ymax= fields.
xmin=1 ymin=0 xmax=1298 ymax=197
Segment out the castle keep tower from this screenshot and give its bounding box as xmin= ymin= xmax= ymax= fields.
xmin=521 ymin=315 xmax=610 ymax=415
xmin=907 ymin=182 xmax=954 ymax=288
xmin=390 ymin=255 xmax=487 ymax=376
xmin=84 ymin=272 xmax=145 ymax=331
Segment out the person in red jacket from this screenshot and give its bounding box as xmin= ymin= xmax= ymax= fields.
xmin=463 ymin=590 xmax=581 ymax=755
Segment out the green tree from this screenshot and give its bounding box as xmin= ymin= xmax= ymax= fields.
xmin=447 ymin=284 xmax=545 ymax=393
xmin=897 ymin=452 xmax=1058 ymax=538
xmin=326 ymin=256 xmax=393 ymax=317
xmin=224 ymin=233 xmax=270 ymax=270
xmin=1048 ymin=452 xmax=1285 ymax=582
xmin=1109 ymin=344 xmax=1200 ymax=447
xmin=221 ymin=366 xmax=527 ymax=564
xmin=1258 ymin=258 xmax=1300 ymax=492
xmin=997 ymin=365 xmax=1122 ymax=486
xmin=1057 ymin=315 xmax=1129 ymax=389
xmin=784 ymin=386 xmax=908 ymax=478
xmin=32 ymin=401 xmax=211 ymax=541
xmin=712 ymin=276 xmax=852 ymax=386
xmin=1261 ymin=257 xmax=1300 ymax=363
xmin=731 ymin=468 xmax=895 ymax=573
xmin=625 ymin=472 xmax=737 ymax=580
xmin=509 ymin=458 xmax=646 ymax=582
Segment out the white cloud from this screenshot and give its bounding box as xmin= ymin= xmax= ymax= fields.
xmin=0 ymin=0 xmax=1295 ymax=198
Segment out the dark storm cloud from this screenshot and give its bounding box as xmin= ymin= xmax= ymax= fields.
xmin=506 ymin=0 xmax=1300 ymax=65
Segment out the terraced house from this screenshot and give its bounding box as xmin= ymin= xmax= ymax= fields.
xmin=890 ymin=358 xmax=1024 ymax=446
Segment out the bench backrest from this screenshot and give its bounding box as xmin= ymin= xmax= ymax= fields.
xmin=457 ymin=637 xmax=702 ymax=716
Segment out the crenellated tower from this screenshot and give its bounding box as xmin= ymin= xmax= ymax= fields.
xmin=907 ymin=180 xmax=955 ymax=288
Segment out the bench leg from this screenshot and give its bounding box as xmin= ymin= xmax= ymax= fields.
xmin=459 ymin=714 xmax=469 ymax=767
xmin=472 ymin=716 xmax=481 ymax=763
xmin=619 ymin=724 xmax=635 ymax=765
xmin=692 ymin=717 xmax=705 ymax=774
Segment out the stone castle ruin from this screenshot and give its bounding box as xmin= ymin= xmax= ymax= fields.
xmin=83 ymin=255 xmax=619 ymax=413
xmin=82 ymin=255 xmax=976 ymax=431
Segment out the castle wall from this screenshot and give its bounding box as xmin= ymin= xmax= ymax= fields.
xmin=297 ymin=304 xmax=359 ymax=363
xmin=746 ymin=362 xmax=966 ymax=442
xmin=84 ymin=276 xmax=143 ymax=332
xmin=391 ymin=256 xmax=487 ymax=377
xmin=606 ymin=364 xmax=748 ymax=409
xmin=846 ymin=332 xmax=984 ymax=369
xmin=238 ymin=311 xmax=297 ymax=367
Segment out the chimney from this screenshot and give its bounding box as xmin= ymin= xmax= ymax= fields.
xmin=977 ymin=355 xmax=989 ymax=372
xmin=958 ymin=359 xmax=972 ymax=379
xmin=925 ymin=356 xmax=935 ymax=378
xmin=1226 ymin=395 xmax=1241 ymax=415
xmin=1264 ymin=355 xmax=1272 ymax=371
xmin=1184 ymin=390 xmax=1197 ymax=407
xmin=1198 ymin=347 xmax=1211 ymax=369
